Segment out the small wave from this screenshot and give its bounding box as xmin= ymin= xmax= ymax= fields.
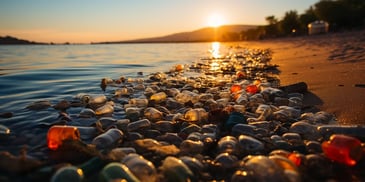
xmin=100 ymin=64 xmax=153 ymax=69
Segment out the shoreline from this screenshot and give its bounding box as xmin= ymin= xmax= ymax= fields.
xmin=243 ymin=30 xmax=365 ymax=125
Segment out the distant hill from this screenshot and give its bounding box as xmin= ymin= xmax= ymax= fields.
xmin=1 ymin=25 xmax=260 ymax=45
xmin=97 ymin=24 xmax=259 ymax=44
xmin=0 ymin=36 xmax=46 ymax=45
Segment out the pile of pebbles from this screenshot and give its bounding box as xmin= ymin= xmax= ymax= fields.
xmin=1 ymin=47 xmax=364 ymax=181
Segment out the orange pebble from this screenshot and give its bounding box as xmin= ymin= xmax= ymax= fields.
xmin=175 ymin=64 xmax=184 ymax=72
xmin=253 ymin=80 xmax=261 ymax=85
xmin=322 ymin=134 xmax=363 ymax=166
xmin=288 ymin=153 xmax=302 ymax=166
xmin=246 ymin=84 xmax=258 ymax=94
xmin=47 ymin=125 xmax=80 ymax=150
xmin=230 ymin=84 xmax=242 ymax=93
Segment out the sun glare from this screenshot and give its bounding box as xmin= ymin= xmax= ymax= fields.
xmin=207 ymin=14 xmax=225 ymax=27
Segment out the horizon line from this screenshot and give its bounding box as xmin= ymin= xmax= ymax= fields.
xmin=1 ymin=23 xmax=263 ymax=44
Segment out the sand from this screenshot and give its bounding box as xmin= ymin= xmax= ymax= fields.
xmin=241 ymin=30 xmax=365 ymax=125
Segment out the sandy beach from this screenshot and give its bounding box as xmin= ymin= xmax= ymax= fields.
xmin=242 ymin=30 xmax=365 ymax=125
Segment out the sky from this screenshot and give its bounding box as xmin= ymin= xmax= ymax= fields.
xmin=0 ymin=0 xmax=318 ymax=43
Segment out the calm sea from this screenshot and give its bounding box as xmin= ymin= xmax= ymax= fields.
xmin=0 ymin=42 xmax=236 ymax=139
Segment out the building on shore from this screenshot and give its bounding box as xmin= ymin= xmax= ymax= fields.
xmin=308 ymin=20 xmax=329 ymax=35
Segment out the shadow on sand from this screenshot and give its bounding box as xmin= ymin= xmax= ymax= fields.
xmin=302 ymin=91 xmax=324 ymax=113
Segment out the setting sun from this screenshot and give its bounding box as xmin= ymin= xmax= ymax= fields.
xmin=207 ymin=13 xmax=225 ymax=27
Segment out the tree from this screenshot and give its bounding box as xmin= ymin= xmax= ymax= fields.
xmin=241 ymin=27 xmax=265 ymax=40
xmin=280 ymin=10 xmax=301 ymax=35
xmin=266 ymin=15 xmax=278 ymax=25
xmin=338 ymin=0 xmax=365 ymax=28
xmin=299 ymin=6 xmax=318 ymax=32
xmin=314 ymin=0 xmax=365 ymax=30
xmin=264 ymin=15 xmax=280 ymax=38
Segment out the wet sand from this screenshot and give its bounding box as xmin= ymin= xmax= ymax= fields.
xmin=242 ymin=30 xmax=365 ymax=125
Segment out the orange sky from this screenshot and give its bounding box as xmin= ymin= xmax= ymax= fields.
xmin=0 ymin=0 xmax=318 ymax=43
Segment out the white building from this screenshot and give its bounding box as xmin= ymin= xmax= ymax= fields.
xmin=308 ymin=21 xmax=329 ymax=35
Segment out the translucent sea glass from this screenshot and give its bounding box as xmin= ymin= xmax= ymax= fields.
xmin=230 ymin=84 xmax=242 ymax=93
xmin=47 ymin=125 xmax=80 ymax=150
xmin=150 ymin=92 xmax=167 ymax=103
xmin=50 ymin=166 xmax=84 ymax=182
xmin=99 ymin=162 xmax=140 ymax=182
xmin=322 ymin=134 xmax=363 ymax=166
xmin=184 ymin=108 xmax=208 ymax=122
xmin=246 ymin=84 xmax=258 ymax=94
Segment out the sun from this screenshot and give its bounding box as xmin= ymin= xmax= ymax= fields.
xmin=207 ymin=13 xmax=225 ymax=27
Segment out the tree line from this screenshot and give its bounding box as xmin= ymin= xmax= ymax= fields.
xmin=222 ymin=0 xmax=365 ymax=41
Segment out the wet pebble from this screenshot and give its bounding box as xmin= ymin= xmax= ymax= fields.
xmin=50 ymin=166 xmax=84 ymax=182
xmin=237 ymin=135 xmax=265 ymax=154
xmin=160 ymin=156 xmax=194 ymax=182
xmin=179 ymin=139 xmax=204 ymax=155
xmin=6 ymin=45 xmax=365 ymax=182
xmin=0 ymin=124 xmax=11 ymax=137
xmin=244 ymin=155 xmax=289 ymax=182
xmin=121 ymin=154 xmax=157 ymax=182
xmin=26 ymin=100 xmax=52 ymax=110
xmin=0 ymin=112 xmax=12 ymax=118
xmin=289 ymin=121 xmax=321 ymax=141
xmin=92 ymin=128 xmax=124 ymax=150
xmin=79 ymin=108 xmax=95 ymax=118
xmin=144 ymin=107 xmax=163 ymax=122
xmin=53 ymin=100 xmax=71 ymax=111
xmin=127 ymin=119 xmax=151 ymax=132
xmin=99 ymin=162 xmax=140 ymax=182
xmin=214 ymin=152 xmax=239 ymax=170
xmin=218 ymin=136 xmax=238 ymax=154
xmin=95 ymin=102 xmax=114 ymax=116
xmin=231 ymin=123 xmax=256 ymax=137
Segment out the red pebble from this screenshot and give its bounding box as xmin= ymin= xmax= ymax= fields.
xmin=47 ymin=125 xmax=80 ymax=150
xmin=246 ymin=84 xmax=258 ymax=94
xmin=288 ymin=153 xmax=302 ymax=166
xmin=321 ymin=134 xmax=363 ymax=166
xmin=230 ymin=84 xmax=242 ymax=93
xmin=175 ymin=64 xmax=184 ymax=72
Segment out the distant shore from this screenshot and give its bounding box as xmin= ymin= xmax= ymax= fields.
xmin=242 ymin=30 xmax=365 ymax=125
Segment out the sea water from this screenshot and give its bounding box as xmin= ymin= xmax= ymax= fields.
xmin=0 ymin=42 xmax=231 ymax=134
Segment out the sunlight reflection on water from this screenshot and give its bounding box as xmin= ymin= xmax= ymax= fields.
xmin=0 ymin=43 xmax=240 ymax=125
xmin=0 ymin=41 xmax=255 ymax=157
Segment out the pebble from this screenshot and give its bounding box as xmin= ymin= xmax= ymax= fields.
xmin=2 ymin=46 xmax=365 ymax=182
xmin=160 ymin=156 xmax=194 ymax=182
xmin=244 ymin=155 xmax=289 ymax=182
xmin=95 ymin=106 xmax=113 ymax=116
xmin=121 ymin=154 xmax=157 ymax=182
xmin=53 ymin=100 xmax=71 ymax=111
xmin=78 ymin=108 xmax=95 ymax=118
xmin=231 ymin=123 xmax=256 ymax=137
xmin=179 ymin=139 xmax=204 ymax=155
xmin=92 ymin=128 xmax=124 ymax=150
xmin=322 ymin=134 xmax=363 ymax=166
xmin=214 ymin=152 xmax=239 ymax=169
xmin=50 ymin=166 xmax=84 ymax=182
xmin=26 ymin=100 xmax=52 ymax=110
xmin=127 ymin=119 xmax=151 ymax=132
xmin=0 ymin=124 xmax=11 ymax=136
xmin=218 ymin=135 xmax=238 ymax=153
xmin=238 ymin=135 xmax=265 ymax=154
xmin=0 ymin=112 xmax=13 ymax=118
xmin=99 ymin=162 xmax=140 ymax=182
xmin=289 ymin=121 xmax=321 ymax=141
